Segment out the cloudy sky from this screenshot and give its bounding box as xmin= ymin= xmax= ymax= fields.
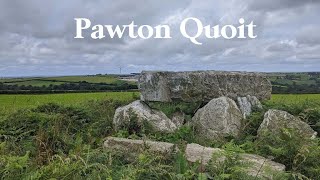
xmin=1 ymin=0 xmax=320 ymax=77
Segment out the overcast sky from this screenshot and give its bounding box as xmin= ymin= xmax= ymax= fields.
xmin=1 ymin=0 xmax=320 ymax=77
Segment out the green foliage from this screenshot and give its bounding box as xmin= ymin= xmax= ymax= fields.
xmin=148 ymin=101 xmax=202 ymax=118
xmin=1 ymin=94 xmax=320 ymax=179
xmin=0 ymin=100 xmax=125 ymax=163
xmin=240 ymin=111 xmax=265 ymax=137
xmin=299 ymin=108 xmax=320 ymax=134
xmin=206 ymin=141 xmax=257 ymax=180
xmin=0 ymin=151 xmax=30 ymax=179
xmin=84 ymin=99 xmax=128 ymax=140
xmin=27 ymin=148 xmax=113 ymax=179
xmin=256 ymin=128 xmax=320 ymax=179
xmin=172 ymin=151 xmax=206 ymax=179
xmin=149 ymin=125 xmax=196 ymax=144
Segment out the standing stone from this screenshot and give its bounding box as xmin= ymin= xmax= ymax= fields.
xmin=191 ymin=97 xmax=243 ymax=139
xmin=258 ymin=109 xmax=317 ymax=139
xmin=113 ymin=100 xmax=177 ymax=133
xmin=237 ymin=95 xmax=263 ymax=119
xmin=139 ymin=71 xmax=272 ymax=102
xmin=185 ymin=143 xmax=286 ymax=179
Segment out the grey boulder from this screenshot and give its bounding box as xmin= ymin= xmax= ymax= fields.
xmin=139 ymin=71 xmax=272 ymax=102
xmin=185 ymin=143 xmax=225 ymax=165
xmin=237 ymin=95 xmax=263 ymax=119
xmin=185 ymin=143 xmax=286 ymax=179
xmin=192 ymin=97 xmax=243 ymax=139
xmin=113 ymin=100 xmax=177 ymax=133
xmin=104 ymin=137 xmax=177 ymax=155
xmin=258 ymin=109 xmax=317 ymax=139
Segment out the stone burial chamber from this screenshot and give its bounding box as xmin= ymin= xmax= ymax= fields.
xmin=138 ymin=71 xmax=272 ymax=102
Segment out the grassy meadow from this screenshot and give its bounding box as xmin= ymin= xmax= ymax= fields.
xmin=0 ymin=92 xmax=139 ymax=116
xmin=1 ymin=93 xmax=319 ymax=114
xmin=269 ymin=94 xmax=320 ymax=104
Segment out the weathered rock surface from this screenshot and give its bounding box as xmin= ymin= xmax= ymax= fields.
xmin=192 ymin=97 xmax=243 ymax=138
xmin=171 ymin=111 xmax=185 ymax=128
xmin=139 ymin=71 xmax=272 ymax=102
xmin=185 ymin=143 xmax=286 ymax=179
xmin=185 ymin=143 xmax=225 ymax=165
xmin=113 ymin=100 xmax=177 ymax=133
xmin=237 ymin=95 xmax=263 ymax=119
xmin=257 ymin=109 xmax=317 ymax=139
xmin=104 ymin=137 xmax=177 ymax=154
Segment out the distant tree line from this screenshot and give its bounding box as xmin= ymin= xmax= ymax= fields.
xmin=0 ymin=81 xmax=138 ymax=94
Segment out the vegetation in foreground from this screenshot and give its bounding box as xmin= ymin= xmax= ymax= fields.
xmin=0 ymin=94 xmax=320 ymax=179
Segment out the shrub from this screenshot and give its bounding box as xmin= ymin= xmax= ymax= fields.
xmin=256 ymin=128 xmax=320 ymax=179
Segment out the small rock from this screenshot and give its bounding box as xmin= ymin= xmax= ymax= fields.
xmin=185 ymin=143 xmax=225 ymax=165
xmin=192 ymin=97 xmax=243 ymax=139
xmin=237 ymin=95 xmax=263 ymax=119
xmin=185 ymin=143 xmax=286 ymax=179
xmin=113 ymin=100 xmax=177 ymax=133
xmin=104 ymin=137 xmax=177 ymax=155
xmin=257 ymin=109 xmax=317 ymax=139
xmin=171 ymin=111 xmax=185 ymax=128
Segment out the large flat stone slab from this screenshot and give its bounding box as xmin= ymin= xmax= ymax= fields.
xmin=185 ymin=143 xmax=286 ymax=179
xmin=138 ymin=71 xmax=271 ymax=102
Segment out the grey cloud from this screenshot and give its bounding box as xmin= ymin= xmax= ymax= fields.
xmin=296 ymin=26 xmax=320 ymax=45
xmin=247 ymin=0 xmax=319 ymax=12
xmin=266 ymin=40 xmax=296 ymax=52
xmin=0 ymin=0 xmax=319 ymax=76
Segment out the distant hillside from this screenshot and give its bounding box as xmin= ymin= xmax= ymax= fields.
xmin=1 ymin=72 xmax=320 ymax=94
xmin=0 ymin=75 xmax=138 ymax=94
xmin=267 ymin=72 xmax=320 ymax=94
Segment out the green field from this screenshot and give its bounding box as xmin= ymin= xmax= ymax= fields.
xmin=6 ymin=80 xmax=64 ymax=86
xmin=269 ymin=94 xmax=320 ymax=104
xmin=43 ymin=75 xmax=121 ymax=84
xmin=1 ymin=92 xmax=319 ymax=116
xmin=0 ymin=92 xmax=139 ymax=116
xmin=0 ymin=75 xmax=132 ymax=87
